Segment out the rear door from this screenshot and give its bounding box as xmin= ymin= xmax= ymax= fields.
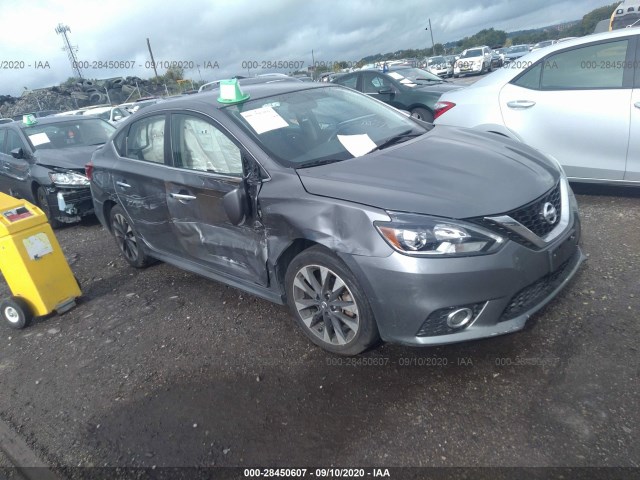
xmin=166 ymin=112 xmax=268 ymax=285
xmin=499 ymin=36 xmax=635 ymax=181
xmin=625 ymin=36 xmax=640 ymax=181
xmin=111 ymin=113 xmax=179 ymax=255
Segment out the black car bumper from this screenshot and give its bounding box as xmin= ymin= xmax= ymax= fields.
xmin=43 ymin=186 xmax=94 ymax=223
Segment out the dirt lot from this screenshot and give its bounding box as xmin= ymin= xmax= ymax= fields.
xmin=0 ymin=187 xmax=639 ymax=478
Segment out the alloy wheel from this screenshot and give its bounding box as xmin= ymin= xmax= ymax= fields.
xmin=112 ymin=213 xmax=139 ymax=263
xmin=292 ymin=264 xmax=360 ymax=346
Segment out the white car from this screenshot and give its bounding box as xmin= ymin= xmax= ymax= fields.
xmin=426 ymin=56 xmax=453 ymax=77
xmin=81 ymin=106 xmax=130 ymax=125
xmin=434 ymin=29 xmax=640 ymax=185
xmin=453 ymin=46 xmax=493 ymax=77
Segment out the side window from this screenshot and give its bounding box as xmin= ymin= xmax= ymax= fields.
xmin=363 ymin=74 xmax=392 ymax=93
xmin=513 ymin=63 xmax=543 ymax=90
xmin=334 ymin=74 xmax=358 ymax=90
xmin=6 ymin=130 xmax=26 ymax=153
xmin=113 ymin=129 xmax=127 ymax=156
xmin=540 ymin=39 xmax=629 ymax=90
xmin=0 ymin=130 xmax=5 ymax=154
xmin=171 ymin=114 xmax=242 ymax=176
xmin=125 ymin=115 xmax=166 ymax=163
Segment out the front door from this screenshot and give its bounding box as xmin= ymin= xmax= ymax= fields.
xmin=166 ymin=112 xmax=268 ymax=285
xmin=0 ymin=129 xmax=32 ymax=199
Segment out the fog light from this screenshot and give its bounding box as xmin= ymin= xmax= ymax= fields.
xmin=446 ymin=308 xmax=473 ymax=328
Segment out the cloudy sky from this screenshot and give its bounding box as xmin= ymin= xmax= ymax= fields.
xmin=0 ymin=0 xmax=611 ymax=96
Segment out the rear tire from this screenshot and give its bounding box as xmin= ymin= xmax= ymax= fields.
xmin=410 ymin=107 xmax=434 ymax=123
xmin=1 ymin=297 xmax=32 ymax=329
xmin=109 ymin=205 xmax=153 ymax=268
xmin=285 ymin=246 xmax=380 ymax=355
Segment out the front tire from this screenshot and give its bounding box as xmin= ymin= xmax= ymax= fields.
xmin=285 ymin=246 xmax=380 ymax=355
xmin=35 ymin=185 xmax=62 ymax=229
xmin=109 ymin=205 xmax=153 ymax=268
xmin=1 ymin=297 xmax=32 ymax=329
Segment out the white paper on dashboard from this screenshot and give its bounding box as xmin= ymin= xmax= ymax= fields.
xmin=388 ymin=72 xmax=403 ymax=80
xmin=337 ymin=134 xmax=377 ymax=157
xmin=241 ymin=106 xmax=289 ymax=134
xmin=28 ymin=133 xmax=50 ymax=146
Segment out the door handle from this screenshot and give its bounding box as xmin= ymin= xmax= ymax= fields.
xmin=170 ymin=193 xmax=197 ymax=201
xmin=634 ymin=102 xmax=640 ymax=109
xmin=2 ymin=165 xmax=9 ymax=169
xmin=116 ymin=181 xmax=131 ymax=189
xmin=507 ymin=100 xmax=536 ymax=109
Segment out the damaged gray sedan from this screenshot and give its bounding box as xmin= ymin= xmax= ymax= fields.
xmin=89 ymin=80 xmax=584 ymax=355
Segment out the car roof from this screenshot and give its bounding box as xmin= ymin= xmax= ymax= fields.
xmin=5 ymin=115 xmax=110 ymax=129
xmin=139 ymin=82 xmax=332 ymax=115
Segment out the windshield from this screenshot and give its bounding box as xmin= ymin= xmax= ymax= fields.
xmin=23 ymin=118 xmax=116 ymax=150
xmin=225 ymin=86 xmax=427 ymax=168
xmin=428 ymin=56 xmax=446 ymax=65
xmin=509 ymin=46 xmax=529 ymax=53
xmin=461 ymin=49 xmax=482 ymax=58
xmin=387 ymin=68 xmax=442 ymax=85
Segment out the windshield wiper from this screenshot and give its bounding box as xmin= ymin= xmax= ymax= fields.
xmin=297 ymin=158 xmax=344 ymax=169
xmin=415 ymin=77 xmax=442 ymax=82
xmin=369 ymin=130 xmax=423 ymax=152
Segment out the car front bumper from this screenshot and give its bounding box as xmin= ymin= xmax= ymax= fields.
xmin=455 ymin=63 xmax=483 ymax=74
xmin=44 ymin=186 xmax=94 ymax=223
xmin=339 ymin=211 xmax=584 ymax=347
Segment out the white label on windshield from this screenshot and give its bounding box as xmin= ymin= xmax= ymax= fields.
xmin=28 ymin=132 xmax=50 ymax=146
xmin=241 ymin=106 xmax=289 ymax=135
xmin=337 ymin=134 xmax=377 ymax=158
xmin=388 ymin=72 xmax=404 ymax=80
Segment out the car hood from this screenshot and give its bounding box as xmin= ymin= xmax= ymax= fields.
xmin=34 ymin=145 xmax=101 ymax=171
xmin=296 ymin=126 xmax=559 ymax=219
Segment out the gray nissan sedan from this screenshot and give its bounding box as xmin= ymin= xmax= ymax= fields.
xmin=89 ymin=80 xmax=584 ymax=355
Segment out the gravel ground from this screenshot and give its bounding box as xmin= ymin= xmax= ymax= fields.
xmin=0 ymin=188 xmax=638 ymax=477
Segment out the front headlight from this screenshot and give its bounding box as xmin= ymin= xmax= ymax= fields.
xmin=48 ymin=171 xmax=90 ymax=186
xmin=375 ymin=214 xmax=504 ymax=257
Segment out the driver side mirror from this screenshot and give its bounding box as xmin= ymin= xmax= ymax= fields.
xmin=10 ymin=148 xmax=25 ymax=159
xmin=223 ymin=184 xmax=247 ymax=226
xmin=378 ymin=87 xmax=395 ymax=94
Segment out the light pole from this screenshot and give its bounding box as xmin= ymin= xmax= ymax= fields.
xmin=425 ymin=18 xmax=436 ymax=55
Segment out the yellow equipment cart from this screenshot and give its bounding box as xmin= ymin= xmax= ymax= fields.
xmin=0 ymin=193 xmax=81 ymax=329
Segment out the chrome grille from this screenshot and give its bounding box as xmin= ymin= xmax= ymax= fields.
xmin=468 ymin=181 xmax=562 ymax=249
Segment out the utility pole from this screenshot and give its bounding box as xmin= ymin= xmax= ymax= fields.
xmin=311 ymin=49 xmax=316 ymax=80
xmin=55 ymin=23 xmax=83 ymax=79
xmin=147 ymin=38 xmax=159 ymax=78
xmin=425 ymin=18 xmax=436 ymax=55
